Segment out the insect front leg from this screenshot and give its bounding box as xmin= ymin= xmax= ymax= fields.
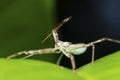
xmin=41 ymin=16 xmax=72 ymax=43
xmin=6 ymin=48 xmax=58 ymax=59
xmin=6 ymin=51 xmax=31 ymax=59
xmin=52 ymin=16 xmax=72 ymax=43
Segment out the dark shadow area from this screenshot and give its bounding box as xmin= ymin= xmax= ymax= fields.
xmin=56 ymin=0 xmax=120 ymax=69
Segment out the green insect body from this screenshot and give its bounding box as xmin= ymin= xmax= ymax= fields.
xmin=65 ymin=43 xmax=87 ymax=55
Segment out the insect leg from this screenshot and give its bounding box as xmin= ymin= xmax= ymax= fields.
xmin=52 ymin=29 xmax=59 ymax=43
xmin=59 ymin=48 xmax=76 ymax=70
xmin=91 ymin=45 xmax=95 ymax=63
xmin=6 ymin=51 xmax=29 ymax=59
xmin=41 ymin=16 xmax=72 ymax=43
xmin=52 ymin=16 xmax=72 ymax=43
xmin=21 ymin=54 xmax=35 ymax=59
xmin=68 ymin=53 xmax=76 ymax=70
xmin=88 ymin=38 xmax=120 ymax=45
xmin=6 ymin=48 xmax=58 ymax=59
xmin=86 ymin=38 xmax=120 ymax=63
xmin=56 ymin=53 xmax=64 ymax=65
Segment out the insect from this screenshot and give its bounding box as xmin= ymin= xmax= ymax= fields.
xmin=6 ymin=16 xmax=120 ymax=70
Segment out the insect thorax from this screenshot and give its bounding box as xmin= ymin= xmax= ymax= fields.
xmin=55 ymin=40 xmax=72 ymax=49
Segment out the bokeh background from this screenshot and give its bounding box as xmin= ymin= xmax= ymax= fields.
xmin=0 ymin=0 xmax=120 ymax=69
xmin=0 ymin=0 xmax=57 ymax=62
xmin=57 ymin=0 xmax=120 ymax=68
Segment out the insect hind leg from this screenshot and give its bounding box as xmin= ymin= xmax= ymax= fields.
xmin=88 ymin=38 xmax=120 ymax=46
xmin=87 ymin=38 xmax=120 ymax=64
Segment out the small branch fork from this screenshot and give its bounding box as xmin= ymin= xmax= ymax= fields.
xmin=6 ymin=16 xmax=120 ymax=70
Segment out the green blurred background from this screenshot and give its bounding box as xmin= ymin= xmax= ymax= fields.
xmin=0 ymin=0 xmax=57 ymax=62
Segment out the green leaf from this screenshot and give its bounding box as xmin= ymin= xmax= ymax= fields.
xmin=0 ymin=59 xmax=83 ymax=80
xmin=0 ymin=51 xmax=120 ymax=80
xmin=77 ymin=51 xmax=120 ymax=80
